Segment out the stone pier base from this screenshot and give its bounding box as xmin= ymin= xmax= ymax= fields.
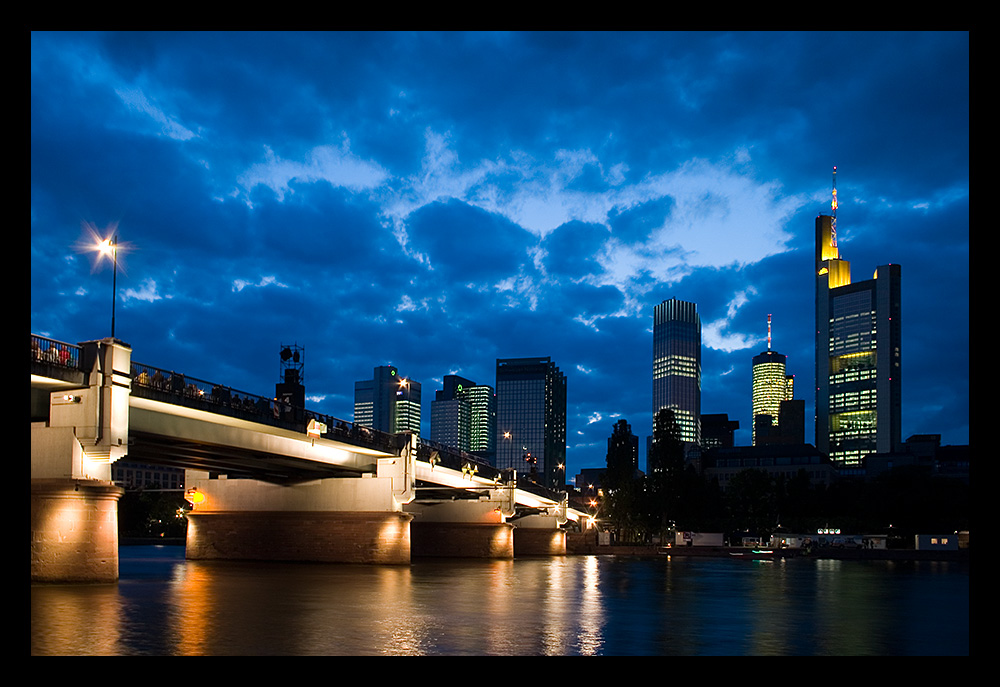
xmin=186 ymin=510 xmax=413 ymax=565
xmin=410 ymin=521 xmax=515 ymax=559
xmin=514 ymin=527 xmax=567 ymax=556
xmin=31 ymin=479 xmax=124 ymax=584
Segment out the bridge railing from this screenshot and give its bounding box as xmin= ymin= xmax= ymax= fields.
xmin=299 ymin=409 xmax=399 ymax=454
xmin=416 ymin=437 xmax=504 ymax=482
xmin=129 ymin=361 xmax=399 ymax=454
xmin=30 ymin=334 xmax=82 ymax=370
xmin=412 ymin=439 xmax=568 ymax=504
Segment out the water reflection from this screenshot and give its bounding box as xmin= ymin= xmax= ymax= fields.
xmin=31 ymin=547 xmax=968 ymax=656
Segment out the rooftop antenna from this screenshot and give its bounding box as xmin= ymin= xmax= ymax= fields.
xmin=767 ymin=313 xmax=772 ymax=352
xmin=830 ymin=166 xmax=838 ymax=248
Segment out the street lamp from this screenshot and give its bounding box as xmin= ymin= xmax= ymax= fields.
xmin=94 ymin=232 xmax=119 ymax=340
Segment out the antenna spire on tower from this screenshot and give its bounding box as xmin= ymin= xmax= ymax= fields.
xmin=831 ymin=166 xmax=838 ymax=247
xmin=767 ymin=313 xmax=772 ymax=352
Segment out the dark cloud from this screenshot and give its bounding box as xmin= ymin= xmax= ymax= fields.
xmin=542 ymin=221 xmax=611 ymax=278
xmin=406 ymin=199 xmax=535 ymax=279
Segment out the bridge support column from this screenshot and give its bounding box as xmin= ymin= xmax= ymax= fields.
xmin=186 ymin=510 xmax=413 ymax=565
xmin=407 ymin=499 xmax=514 ymax=559
xmin=513 ymin=515 xmax=567 ymax=556
xmin=184 ymin=469 xmax=414 ymax=565
xmin=30 ymin=338 xmax=131 ymax=584
xmin=31 ymin=478 xmax=124 ymax=583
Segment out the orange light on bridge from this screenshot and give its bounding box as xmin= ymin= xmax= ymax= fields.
xmin=184 ymin=488 xmax=206 ymax=505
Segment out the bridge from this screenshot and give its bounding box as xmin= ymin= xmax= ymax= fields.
xmin=30 ymin=334 xmax=590 ymax=583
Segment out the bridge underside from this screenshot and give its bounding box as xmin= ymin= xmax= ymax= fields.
xmin=127 ymin=430 xmax=365 ymax=484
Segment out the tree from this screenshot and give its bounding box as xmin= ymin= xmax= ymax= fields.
xmin=644 ymin=408 xmax=687 ymax=539
xmin=725 ymin=469 xmax=777 ymax=536
xmin=118 ymin=486 xmax=188 ymax=539
xmin=603 ymin=419 xmax=643 ymax=543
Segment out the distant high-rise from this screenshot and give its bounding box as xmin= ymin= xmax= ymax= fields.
xmin=354 ymin=365 xmax=422 ymax=435
xmin=464 ymin=383 xmax=497 ymax=460
xmin=495 ymin=357 xmax=567 ymax=489
xmin=653 ymin=298 xmax=701 ymax=446
xmin=430 ymin=374 xmax=496 ymax=462
xmin=701 ymin=413 xmax=740 ymax=449
xmin=430 ymin=398 xmax=470 ymax=450
xmin=815 ymin=168 xmax=901 ymax=466
xmin=752 ymin=315 xmax=794 ymax=445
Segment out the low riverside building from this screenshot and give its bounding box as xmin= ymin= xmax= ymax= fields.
xmin=700 ymin=443 xmax=837 ymax=491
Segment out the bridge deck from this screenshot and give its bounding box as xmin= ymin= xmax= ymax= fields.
xmin=30 ymin=333 xmax=586 ymax=519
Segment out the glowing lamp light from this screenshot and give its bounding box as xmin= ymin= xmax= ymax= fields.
xmin=84 ymin=224 xmax=128 ymax=340
xmin=184 ymin=489 xmax=206 ymax=505
xmin=307 ymin=418 xmax=327 ymax=438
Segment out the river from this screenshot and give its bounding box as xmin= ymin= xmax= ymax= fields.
xmin=31 ymin=545 xmax=969 ymax=656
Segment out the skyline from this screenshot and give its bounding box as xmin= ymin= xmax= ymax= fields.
xmin=30 ymin=31 xmax=969 ymax=477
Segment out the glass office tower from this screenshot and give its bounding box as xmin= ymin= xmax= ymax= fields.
xmin=495 ymin=357 xmax=567 ymax=489
xmin=430 ymin=374 xmax=496 ymax=462
xmin=653 ymin=298 xmax=701 ymax=446
xmin=815 ymin=206 xmax=901 ymax=467
xmin=354 ymin=365 xmax=422 ymax=435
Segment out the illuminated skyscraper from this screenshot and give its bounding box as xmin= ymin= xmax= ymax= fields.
xmin=431 ymin=374 xmax=496 ymax=462
xmin=495 ymin=357 xmax=567 ymax=489
xmin=653 ymin=298 xmax=701 ymax=446
xmin=394 ymin=376 xmax=422 ymax=435
xmin=354 ymin=365 xmax=422 ymax=435
xmin=464 ymin=383 xmax=497 ymax=460
xmin=815 ymin=168 xmax=901 ymax=466
xmin=752 ymin=315 xmax=794 ymax=445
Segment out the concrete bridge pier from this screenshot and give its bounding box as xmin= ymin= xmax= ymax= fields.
xmin=513 ymin=514 xmax=568 ymax=556
xmin=407 ymin=496 xmax=515 ymax=559
xmin=184 ymin=446 xmax=417 ymax=565
xmin=30 ymin=338 xmax=130 ymax=584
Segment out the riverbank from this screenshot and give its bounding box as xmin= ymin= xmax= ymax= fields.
xmin=120 ymin=536 xmax=969 ymax=562
xmin=565 ymin=534 xmax=969 ymax=562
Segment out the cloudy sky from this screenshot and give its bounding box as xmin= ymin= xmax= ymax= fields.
xmin=30 ymin=31 xmax=969 ymax=478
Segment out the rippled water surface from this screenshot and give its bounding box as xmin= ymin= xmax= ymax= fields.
xmin=31 ymin=546 xmax=968 ymax=655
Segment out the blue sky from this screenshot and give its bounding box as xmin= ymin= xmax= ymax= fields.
xmin=30 ymin=31 xmax=969 ymax=478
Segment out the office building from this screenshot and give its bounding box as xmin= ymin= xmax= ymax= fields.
xmin=430 ymin=374 xmax=496 ymax=462
xmin=653 ymin=298 xmax=701 ymax=446
xmin=354 ymin=365 xmax=422 ymax=434
xmin=701 ymin=443 xmax=838 ymax=492
xmin=755 ymin=399 xmax=805 ymax=446
xmin=430 ymin=397 xmax=470 ymax=451
xmin=464 ymin=383 xmax=497 ymax=461
xmin=701 ymin=413 xmax=740 ymax=449
xmin=495 ymin=357 xmax=567 ymax=489
xmin=752 ymin=315 xmax=794 ymax=445
xmin=815 ymin=168 xmax=901 ymax=466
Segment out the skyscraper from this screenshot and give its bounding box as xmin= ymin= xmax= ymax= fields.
xmin=464 ymin=383 xmax=497 ymax=461
xmin=495 ymin=357 xmax=567 ymax=489
xmin=815 ymin=168 xmax=901 ymax=467
xmin=354 ymin=365 xmax=422 ymax=435
xmin=752 ymin=315 xmax=794 ymax=445
xmin=430 ymin=374 xmax=496 ymax=462
xmin=653 ymin=298 xmax=701 ymax=446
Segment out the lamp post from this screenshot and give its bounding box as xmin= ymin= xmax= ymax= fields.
xmin=97 ymin=234 xmax=119 ymax=340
